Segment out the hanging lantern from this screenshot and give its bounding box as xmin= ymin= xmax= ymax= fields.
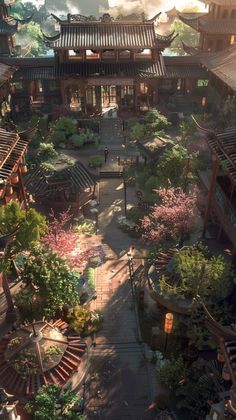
xmin=201 ymin=96 xmax=206 ymax=107
xmin=5 ymin=184 xmax=13 ymax=196
xmin=222 ymin=363 xmax=231 ymax=381
xmin=217 ymin=350 xmax=225 ymax=363
xmin=11 ymin=172 xmax=19 ymax=184
xmin=20 ymin=163 xmax=27 ymax=174
xmin=164 ymin=313 xmax=174 ymax=334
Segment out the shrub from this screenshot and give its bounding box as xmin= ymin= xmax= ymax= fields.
xmin=67 ymin=305 xmax=92 ymax=333
xmin=70 ymin=134 xmax=84 ymax=148
xmin=36 ymin=143 xmax=57 ymax=163
xmin=51 ymin=130 xmax=66 ymax=146
xmin=40 ymin=162 xmax=55 ymax=171
xmin=145 ymin=176 xmax=159 ymax=192
xmin=88 ymin=155 xmax=103 ymax=168
xmin=18 ymin=248 xmax=80 ymax=319
xmin=51 ymin=117 xmax=77 ymax=137
xmin=74 ymin=219 xmax=96 ymax=236
xmin=84 ymin=267 xmax=95 ymax=289
xmin=126 ymin=207 xmax=143 ymax=224
xmin=68 ymin=305 xmax=102 ymax=335
xmin=172 ymin=244 xmax=233 ymax=301
xmin=158 ymin=355 xmax=188 ymax=390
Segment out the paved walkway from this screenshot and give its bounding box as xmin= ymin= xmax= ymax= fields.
xmin=85 ymin=179 xmax=157 ymax=419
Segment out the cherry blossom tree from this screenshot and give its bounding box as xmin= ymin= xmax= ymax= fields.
xmin=140 ymin=187 xmax=198 ymax=245
xmin=42 ymin=210 xmax=78 ymax=258
xmin=41 ymin=210 xmax=104 ymax=271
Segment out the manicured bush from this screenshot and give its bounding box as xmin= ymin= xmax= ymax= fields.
xmin=51 ymin=116 xmax=77 ymax=137
xmin=68 ymin=305 xmax=103 ymax=335
xmin=51 ymin=130 xmax=66 ymax=146
xmin=36 ymin=143 xmax=57 ymax=163
xmin=88 ymin=155 xmax=103 ymax=168
xmin=70 ymin=133 xmax=84 ymax=148
xmin=74 ymin=219 xmax=96 ymax=236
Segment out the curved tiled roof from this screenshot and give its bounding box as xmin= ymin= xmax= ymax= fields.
xmin=200 ymin=0 xmax=236 ymax=4
xmin=201 ymin=45 xmax=236 ymax=92
xmin=45 ymin=23 xmax=157 ymax=49
xmin=24 ymin=161 xmax=97 ymax=198
xmin=0 ymin=320 xmax=86 ymax=396
xmin=179 ymin=12 xmax=236 ymax=34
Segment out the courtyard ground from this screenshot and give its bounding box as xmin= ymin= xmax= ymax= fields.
xmin=84 ymin=178 xmax=159 ymax=419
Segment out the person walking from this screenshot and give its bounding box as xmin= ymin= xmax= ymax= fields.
xmin=104 ymin=147 xmax=109 ymax=163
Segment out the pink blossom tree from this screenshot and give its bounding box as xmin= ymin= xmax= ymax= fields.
xmin=42 ymin=210 xmax=78 ymax=258
xmin=140 ymin=187 xmax=198 ymax=244
xmin=41 ymin=210 xmax=103 ymax=271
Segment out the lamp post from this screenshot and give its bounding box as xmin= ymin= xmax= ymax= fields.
xmin=163 ymin=312 xmax=174 ymax=356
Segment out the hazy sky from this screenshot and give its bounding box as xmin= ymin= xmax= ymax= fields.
xmin=23 ymin=0 xmax=206 ymax=15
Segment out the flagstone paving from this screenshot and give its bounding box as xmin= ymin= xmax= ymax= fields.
xmin=85 ymin=179 xmax=158 ymax=419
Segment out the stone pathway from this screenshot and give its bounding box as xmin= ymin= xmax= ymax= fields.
xmin=99 ymin=118 xmax=124 ymax=147
xmin=85 ymin=179 xmax=156 ymax=419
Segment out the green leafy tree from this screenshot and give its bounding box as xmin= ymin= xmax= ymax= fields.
xmin=179 ymin=118 xmax=197 ymax=145
xmin=17 ymin=22 xmax=47 ymax=56
xmin=0 ymin=202 xmax=47 ymax=258
xmin=0 ymin=202 xmax=47 ymax=314
xmin=25 ymin=384 xmax=85 ymax=420
xmin=17 ymin=248 xmax=79 ymax=319
xmin=170 ymin=20 xmax=200 ymax=54
xmin=50 ymin=117 xmax=77 ymax=138
xmin=156 ymin=144 xmax=190 ymax=187
xmin=172 ymin=245 xmax=233 ymax=301
xmin=158 ymin=356 xmax=188 ymax=390
xmin=127 ymin=109 xmax=169 ymax=141
xmin=36 ymin=143 xmax=57 ymax=164
xmin=176 ymin=359 xmax=219 ymax=419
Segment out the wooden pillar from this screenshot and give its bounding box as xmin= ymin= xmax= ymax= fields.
xmin=18 ymin=166 xmax=28 ymax=209
xmin=134 ymin=82 xmax=138 ymax=112
xmin=82 ymin=83 xmax=87 ymax=114
xmin=202 ymin=158 xmax=220 ymax=237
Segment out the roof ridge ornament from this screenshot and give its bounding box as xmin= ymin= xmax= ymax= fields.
xmin=100 ymin=13 xmax=113 ymax=23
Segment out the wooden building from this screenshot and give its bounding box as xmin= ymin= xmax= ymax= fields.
xmin=179 ymin=0 xmax=236 ymax=52
xmin=0 ymin=0 xmax=32 ymax=57
xmin=24 ymin=161 xmax=98 ymax=213
xmin=41 ymin=12 xmax=177 ymax=114
xmin=0 ymin=127 xmax=33 ymax=209
xmin=0 ymin=62 xmax=16 ymax=117
xmin=200 ymin=45 xmax=236 ymax=97
xmin=198 ymin=124 xmax=236 ymax=250
xmin=202 ymin=301 xmax=236 ymax=418
xmin=0 ymin=11 xmax=209 ymax=116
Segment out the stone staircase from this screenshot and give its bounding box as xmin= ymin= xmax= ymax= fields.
xmin=99 ymin=118 xmax=124 ymax=146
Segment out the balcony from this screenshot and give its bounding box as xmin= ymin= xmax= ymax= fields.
xmin=199 ymin=170 xmax=236 ymax=246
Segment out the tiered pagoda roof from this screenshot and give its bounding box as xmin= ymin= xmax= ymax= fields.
xmin=44 ymin=12 xmax=176 ymax=51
